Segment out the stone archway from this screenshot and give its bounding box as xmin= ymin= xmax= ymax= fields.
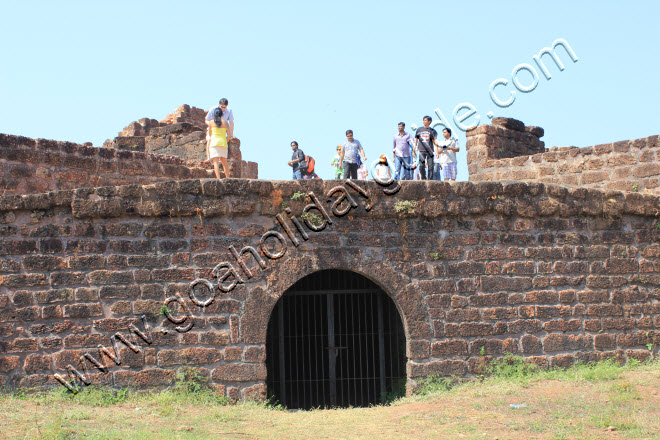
xmin=239 ymin=255 xmax=429 ymax=403
xmin=264 ymin=269 xmax=406 ymax=409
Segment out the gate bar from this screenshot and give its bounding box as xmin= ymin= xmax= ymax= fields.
xmin=377 ymin=293 xmax=387 ymax=403
xmin=278 ymin=301 xmax=286 ymax=405
xmin=327 ymin=292 xmax=337 ymax=407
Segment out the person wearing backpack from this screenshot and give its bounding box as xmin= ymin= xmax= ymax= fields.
xmin=302 ymin=159 xmax=320 ymax=179
xmin=300 ymin=153 xmax=319 ymax=179
xmin=339 ymin=130 xmax=367 ymax=179
xmin=288 ymin=141 xmax=306 ymax=180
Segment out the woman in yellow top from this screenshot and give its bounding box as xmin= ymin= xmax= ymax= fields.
xmin=206 ymin=107 xmax=229 ymax=179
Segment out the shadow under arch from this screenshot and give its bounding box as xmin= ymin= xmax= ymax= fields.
xmin=264 ymin=269 xmax=407 ymax=409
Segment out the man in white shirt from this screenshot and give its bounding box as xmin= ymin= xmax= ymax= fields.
xmin=205 ymin=98 xmax=234 ymax=139
xmin=435 ymin=128 xmax=459 ymax=181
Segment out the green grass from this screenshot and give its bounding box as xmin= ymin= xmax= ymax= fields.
xmin=2 ymin=359 xmax=659 ymax=439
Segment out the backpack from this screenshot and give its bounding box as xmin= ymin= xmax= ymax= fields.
xmin=299 ymin=154 xmax=315 ymax=173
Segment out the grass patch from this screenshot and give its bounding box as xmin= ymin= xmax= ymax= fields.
xmin=1 ymin=359 xmax=658 ymax=439
xmin=487 ymin=353 xmax=539 ymax=379
xmin=414 ymin=375 xmax=457 ymax=396
xmin=14 ymin=385 xmax=129 ymax=407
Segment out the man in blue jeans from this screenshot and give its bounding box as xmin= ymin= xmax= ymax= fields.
xmin=288 ymin=141 xmax=305 ymax=180
xmin=392 ymin=122 xmax=415 ymax=180
xmin=414 ymin=116 xmax=439 ymax=180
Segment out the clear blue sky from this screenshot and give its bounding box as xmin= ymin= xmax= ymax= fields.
xmin=1 ymin=1 xmax=658 ymax=181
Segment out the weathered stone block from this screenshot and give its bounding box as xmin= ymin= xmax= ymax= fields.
xmin=543 ymin=334 xmax=593 ymax=352
xmin=424 ymin=360 xmax=467 ymax=377
xmin=114 ymin=368 xmax=175 ymax=387
xmin=63 ymin=303 xmax=103 ymax=318
xmin=431 ymin=339 xmax=467 ymax=357
xmin=211 ymin=363 xmax=266 ymax=382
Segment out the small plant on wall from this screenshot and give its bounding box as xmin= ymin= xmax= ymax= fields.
xmin=290 ymin=191 xmax=308 ymax=201
xmin=300 ymin=211 xmax=323 ymax=228
xmin=394 ymin=200 xmax=418 ymax=214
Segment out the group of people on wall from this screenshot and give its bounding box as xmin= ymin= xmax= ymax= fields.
xmin=202 ymin=98 xmax=460 ymax=182
xmin=294 ymin=115 xmax=459 ymax=182
xmin=386 ymin=116 xmax=459 ymax=182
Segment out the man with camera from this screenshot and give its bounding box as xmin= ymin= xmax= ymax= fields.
xmin=435 ymin=128 xmax=459 ymax=181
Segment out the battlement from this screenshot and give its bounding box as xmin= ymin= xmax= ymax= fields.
xmin=467 ymin=117 xmax=660 ymax=194
xmin=0 ymin=133 xmax=257 ymax=197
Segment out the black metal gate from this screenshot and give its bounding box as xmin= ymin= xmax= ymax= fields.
xmin=266 ymin=270 xmax=406 ymax=409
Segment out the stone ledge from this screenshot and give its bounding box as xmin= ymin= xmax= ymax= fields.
xmin=1 ymin=179 xmax=658 ymax=219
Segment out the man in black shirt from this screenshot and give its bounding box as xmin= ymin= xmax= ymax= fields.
xmin=414 ymin=116 xmax=439 ymax=180
xmin=288 ymin=141 xmax=305 ymax=180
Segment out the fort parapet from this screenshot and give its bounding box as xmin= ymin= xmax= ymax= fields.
xmin=0 ymin=134 xmax=213 ymax=196
xmin=467 ymin=117 xmax=660 ymax=194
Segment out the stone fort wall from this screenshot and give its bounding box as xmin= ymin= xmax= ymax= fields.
xmin=0 ymin=134 xmax=257 ymax=197
xmin=0 ymin=179 xmax=659 ymax=398
xmin=467 ymin=118 xmax=660 ymax=194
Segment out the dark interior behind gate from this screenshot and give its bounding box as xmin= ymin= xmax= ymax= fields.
xmin=266 ymin=269 xmax=406 ymax=410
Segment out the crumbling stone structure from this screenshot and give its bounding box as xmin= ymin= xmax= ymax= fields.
xmin=467 ymin=117 xmax=660 ymax=194
xmin=101 ymin=104 xmax=258 ymax=179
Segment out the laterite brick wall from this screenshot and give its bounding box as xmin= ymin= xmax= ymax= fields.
xmin=1 ymin=179 xmax=659 ymax=398
xmin=467 ymin=118 xmax=660 ymax=194
xmin=0 ymin=134 xmax=258 ymax=197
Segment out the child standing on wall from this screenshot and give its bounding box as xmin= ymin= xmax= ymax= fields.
xmin=206 ymin=108 xmax=229 ymax=179
xmin=375 ymin=154 xmax=393 ymax=181
xmin=331 ymin=145 xmax=344 ymax=179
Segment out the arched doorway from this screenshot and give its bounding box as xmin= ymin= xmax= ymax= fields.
xmin=266 ymin=269 xmax=406 ymax=409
